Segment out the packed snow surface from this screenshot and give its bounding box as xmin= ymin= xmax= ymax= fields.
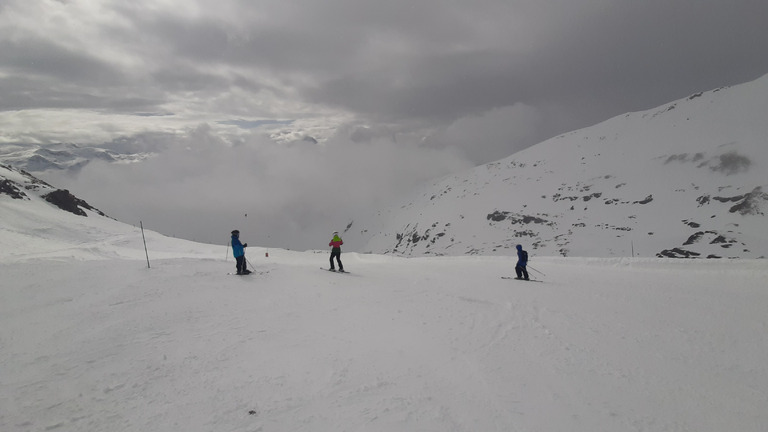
xmin=2 ymin=218 xmax=767 ymax=431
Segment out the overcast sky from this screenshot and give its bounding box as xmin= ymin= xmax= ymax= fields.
xmin=3 ymin=0 xmax=768 ymax=249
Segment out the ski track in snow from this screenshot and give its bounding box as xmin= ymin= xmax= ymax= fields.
xmin=2 ymin=247 xmax=767 ymax=432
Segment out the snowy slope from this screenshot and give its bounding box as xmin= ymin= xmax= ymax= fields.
xmin=0 ymin=163 xmax=218 ymax=262
xmin=353 ymin=74 xmax=768 ymax=258
xmin=2 ymin=166 xmax=768 ymax=431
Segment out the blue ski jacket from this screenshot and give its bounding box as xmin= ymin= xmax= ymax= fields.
xmin=516 ymin=245 xmax=528 ymax=267
xmin=232 ymin=235 xmax=245 ymax=257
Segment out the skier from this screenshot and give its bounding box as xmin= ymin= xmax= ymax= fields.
xmin=515 ymin=244 xmax=529 ymax=280
xmin=328 ymin=231 xmax=344 ymax=272
xmin=231 ymin=230 xmax=251 ymax=275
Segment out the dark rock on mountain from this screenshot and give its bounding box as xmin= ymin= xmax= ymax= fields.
xmin=0 ymin=179 xmax=28 ymax=199
xmin=42 ymin=189 xmax=108 ymax=217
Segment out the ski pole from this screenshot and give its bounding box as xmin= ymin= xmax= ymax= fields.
xmin=528 ymin=265 xmax=546 ymax=276
xmin=246 ymin=256 xmax=256 ymax=270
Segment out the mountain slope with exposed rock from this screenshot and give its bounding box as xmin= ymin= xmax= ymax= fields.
xmin=1 ymin=163 xmax=110 ymax=218
xmin=350 ymin=74 xmax=768 ymax=258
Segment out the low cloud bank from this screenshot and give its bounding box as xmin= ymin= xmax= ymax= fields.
xmin=46 ymin=126 xmax=472 ymax=250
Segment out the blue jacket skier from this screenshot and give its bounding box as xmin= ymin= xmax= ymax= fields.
xmin=231 ymin=230 xmax=251 ymax=275
xmin=515 ymin=244 xmax=529 ymax=280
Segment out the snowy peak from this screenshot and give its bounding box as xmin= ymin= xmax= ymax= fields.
xmin=356 ymin=74 xmax=768 ymax=259
xmin=1 ymin=162 xmax=220 ymax=263
xmin=0 ymin=141 xmax=152 ymax=173
xmin=0 ymin=163 xmax=54 ymax=199
xmin=0 ymin=163 xmax=110 ymax=218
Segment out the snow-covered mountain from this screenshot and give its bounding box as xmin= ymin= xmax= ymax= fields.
xmin=0 ymin=162 xmax=110 ymax=215
xmin=0 ymin=138 xmax=157 ymax=173
xmin=0 ymin=143 xmax=112 ymax=172
xmin=0 ymin=163 xmax=219 ymax=262
xmin=352 ymin=74 xmax=768 ymax=259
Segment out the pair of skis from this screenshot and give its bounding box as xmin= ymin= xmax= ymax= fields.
xmin=501 ymin=276 xmax=542 ymax=282
xmin=323 ymin=268 xmax=350 ymax=274
xmin=227 ymin=270 xmax=268 ymax=276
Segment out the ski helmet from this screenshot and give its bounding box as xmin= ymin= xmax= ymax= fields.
xmin=232 ymin=229 xmax=240 ymax=235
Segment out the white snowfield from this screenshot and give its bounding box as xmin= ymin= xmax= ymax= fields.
xmin=1 ymin=200 xmax=767 ymax=431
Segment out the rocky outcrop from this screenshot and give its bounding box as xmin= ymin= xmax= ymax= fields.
xmin=42 ymin=189 xmax=108 ymax=217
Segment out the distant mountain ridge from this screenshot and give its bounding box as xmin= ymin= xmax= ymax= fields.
xmin=0 ymin=137 xmax=158 ymax=173
xmin=350 ymin=74 xmax=768 ymax=258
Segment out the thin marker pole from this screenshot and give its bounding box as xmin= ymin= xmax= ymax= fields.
xmin=140 ymin=221 xmax=151 ymax=269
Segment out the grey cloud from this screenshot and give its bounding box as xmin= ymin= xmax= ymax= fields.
xmin=21 ymin=1 xmax=768 ymax=126
xmin=4 ymin=0 xmax=768 ymax=176
xmin=217 ymin=119 xmax=294 ymax=129
xmin=307 ymin=50 xmax=527 ymax=123
xmin=423 ymin=104 xmax=544 ymax=165
xmin=45 ymin=127 xmax=471 ymax=250
xmin=132 ymin=112 xmax=175 ymax=117
xmin=272 ymin=2 xmax=761 ymax=147
xmin=13 ymin=1 xmax=768 ymax=114
xmin=0 ymin=35 xmax=166 ymax=112
xmin=150 ymin=67 xmax=231 ymax=93
xmin=10 ymin=0 xmax=768 ymax=250
xmin=99 ymin=132 xmax=179 ymax=154
xmin=524 ymin=1 xmax=768 ymax=97
xmin=119 ymin=12 xmax=232 ymax=63
xmin=0 ymin=37 xmax=125 ymax=86
xmin=0 ymin=75 xmax=163 ymax=113
xmin=305 ymin=1 xmax=768 ymax=134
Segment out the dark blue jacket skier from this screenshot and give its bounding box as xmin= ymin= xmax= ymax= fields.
xmin=515 ymin=244 xmax=529 ymax=280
